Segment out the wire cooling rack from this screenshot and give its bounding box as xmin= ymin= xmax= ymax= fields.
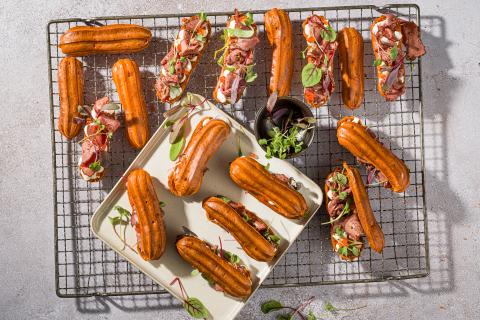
xmin=48 ymin=4 xmax=428 ymax=297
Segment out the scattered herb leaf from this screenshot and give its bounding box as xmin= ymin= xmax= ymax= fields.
xmin=306 ymin=311 xmax=317 ymax=320
xmin=324 ymin=301 xmax=337 ymax=312
xmin=169 ymin=135 xmax=185 ymax=161
xmin=261 ymin=300 xmax=283 ymax=314
xmin=184 ymin=297 xmax=209 ymax=319
xmin=226 ymin=27 xmax=255 ymax=38
xmin=199 ymin=12 xmax=207 ymax=22
xmin=338 ymin=191 xmax=348 ymax=200
xmin=190 ymin=269 xmax=200 ymax=276
xmin=159 ymin=201 xmax=166 ymax=208
xmin=373 ymin=58 xmax=382 ymax=67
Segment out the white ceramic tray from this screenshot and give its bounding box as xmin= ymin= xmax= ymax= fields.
xmin=91 ymin=96 xmax=323 ymax=319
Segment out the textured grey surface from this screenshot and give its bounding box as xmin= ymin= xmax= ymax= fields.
xmin=0 ymin=0 xmax=479 ymax=319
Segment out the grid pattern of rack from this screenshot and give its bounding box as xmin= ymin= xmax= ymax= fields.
xmin=48 ymin=4 xmax=428 ymax=297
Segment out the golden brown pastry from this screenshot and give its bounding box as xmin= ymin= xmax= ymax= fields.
xmin=112 ymin=59 xmax=149 ymax=149
xmin=203 ymin=196 xmax=279 ymax=262
xmin=338 ymin=27 xmax=364 ymax=109
xmin=265 ymin=8 xmax=293 ymax=97
xmin=168 ymin=117 xmax=230 ymax=196
xmin=337 ymin=116 xmax=410 ymax=192
xmin=229 ymin=156 xmax=307 ymax=219
xmin=176 ymin=235 xmax=252 ymax=298
xmin=126 ymin=169 xmax=166 ymax=260
xmin=59 ymin=24 xmax=151 ymax=56
xmin=58 ymin=57 xmax=84 ymax=139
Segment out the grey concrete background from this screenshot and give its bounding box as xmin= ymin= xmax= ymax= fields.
xmin=0 ymin=0 xmax=479 ymax=319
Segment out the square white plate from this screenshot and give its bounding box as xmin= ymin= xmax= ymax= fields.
xmin=91 ymin=97 xmax=323 ymax=319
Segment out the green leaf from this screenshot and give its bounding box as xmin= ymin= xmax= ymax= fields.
xmin=195 ymin=33 xmax=205 ymax=42
xmin=263 ymin=163 xmax=270 ymax=171
xmin=114 ymin=205 xmax=131 ymax=218
xmin=223 ymin=250 xmax=240 ymax=265
xmin=268 ymin=234 xmax=281 ymax=245
xmin=301 ymin=62 xmax=322 ymax=87
xmin=107 ymin=131 xmax=113 ymax=139
xmin=320 ymin=25 xmax=337 ymax=42
xmin=225 ymin=65 xmax=236 ymax=72
xmin=338 ymin=191 xmax=348 ymax=200
xmin=159 ymin=201 xmax=166 ymax=207
xmin=258 ymin=138 xmax=268 ymax=145
xmin=277 ymin=314 xmax=292 ymax=320
xmin=261 ymin=300 xmax=283 ymax=314
xmin=169 ymin=85 xmax=182 ymax=99
xmin=108 ymin=216 xmax=127 ymax=226
xmin=373 ymin=58 xmax=382 ymax=67
xmin=245 ymin=12 xmax=254 ymax=26
xmin=190 ymin=269 xmax=200 ymax=276
xmin=216 ymin=195 xmax=231 ymax=203
xmin=89 ymin=161 xmax=102 ymax=172
xmin=201 ymin=273 xmax=215 ymax=285
xmin=390 ymin=45 xmax=398 ymax=60
xmin=216 ymin=50 xmax=226 ymax=67
xmin=351 ymin=245 xmax=360 ymax=256
xmin=183 ymin=297 xmax=209 ymax=319
xmin=199 ymin=12 xmax=207 ymax=22
xmin=163 ymin=120 xmax=175 ymax=128
xmin=245 ymin=69 xmax=258 ymax=83
xmin=323 ymin=55 xmax=329 ymax=66
xmin=334 ymin=173 xmax=348 ymax=186
xmin=180 ymin=56 xmax=187 ymax=63
xmin=169 ymin=135 xmax=185 ymax=161
xmin=306 ymin=311 xmax=317 ymax=320
xmin=300 ymin=47 xmax=308 ymax=59
xmin=226 ymin=27 xmax=255 ymax=38
xmin=338 ymin=246 xmax=349 ymax=256
xmin=168 ymin=59 xmax=175 ymax=74
xmin=324 ymin=301 xmax=338 ymax=313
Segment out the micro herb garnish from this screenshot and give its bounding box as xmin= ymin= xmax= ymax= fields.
xmin=170 ymin=277 xmax=209 ymax=319
xmin=338 ymin=191 xmax=348 ymax=200
xmin=164 ymin=93 xmax=208 ymax=161
xmin=216 ymin=195 xmax=232 ymax=203
xmin=169 ymin=85 xmax=182 ymax=99
xmin=159 ymin=201 xmax=166 ymax=207
xmin=301 ymin=62 xmax=322 ymax=87
xmin=374 ymin=58 xmax=382 ymax=67
xmin=226 ymin=27 xmax=255 ymax=38
xmin=259 ymin=116 xmax=314 ymax=159
xmin=266 ymin=233 xmax=281 ymax=246
xmin=390 ymin=45 xmax=398 ymax=60
xmin=333 ymin=172 xmax=348 ymax=186
xmin=199 ymin=11 xmax=207 ymax=22
xmin=190 ymin=269 xmax=200 ymax=276
xmin=242 ymin=213 xmax=251 ymax=222
xmin=195 ymin=33 xmax=205 ymax=42
xmin=245 ymin=64 xmax=258 ymax=83
xmin=261 ymin=297 xmax=316 ymax=320
xmin=324 ymin=301 xmax=367 ymax=313
xmin=259 ymin=126 xmax=303 ymax=159
xmin=168 ymin=58 xmax=176 ymax=74
xmin=222 ymin=250 xmax=241 ymax=265
xmin=245 ymin=12 xmax=254 ymax=26
xmin=108 ymin=205 xmax=135 ymax=252
xmin=320 ymin=25 xmax=337 ymax=42
xmin=321 ymin=198 xmax=352 ymax=225
xmin=89 ymin=161 xmax=102 ymax=172
xmin=180 ymin=56 xmax=187 ymax=63
xmin=300 ymin=47 xmax=308 ymax=59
